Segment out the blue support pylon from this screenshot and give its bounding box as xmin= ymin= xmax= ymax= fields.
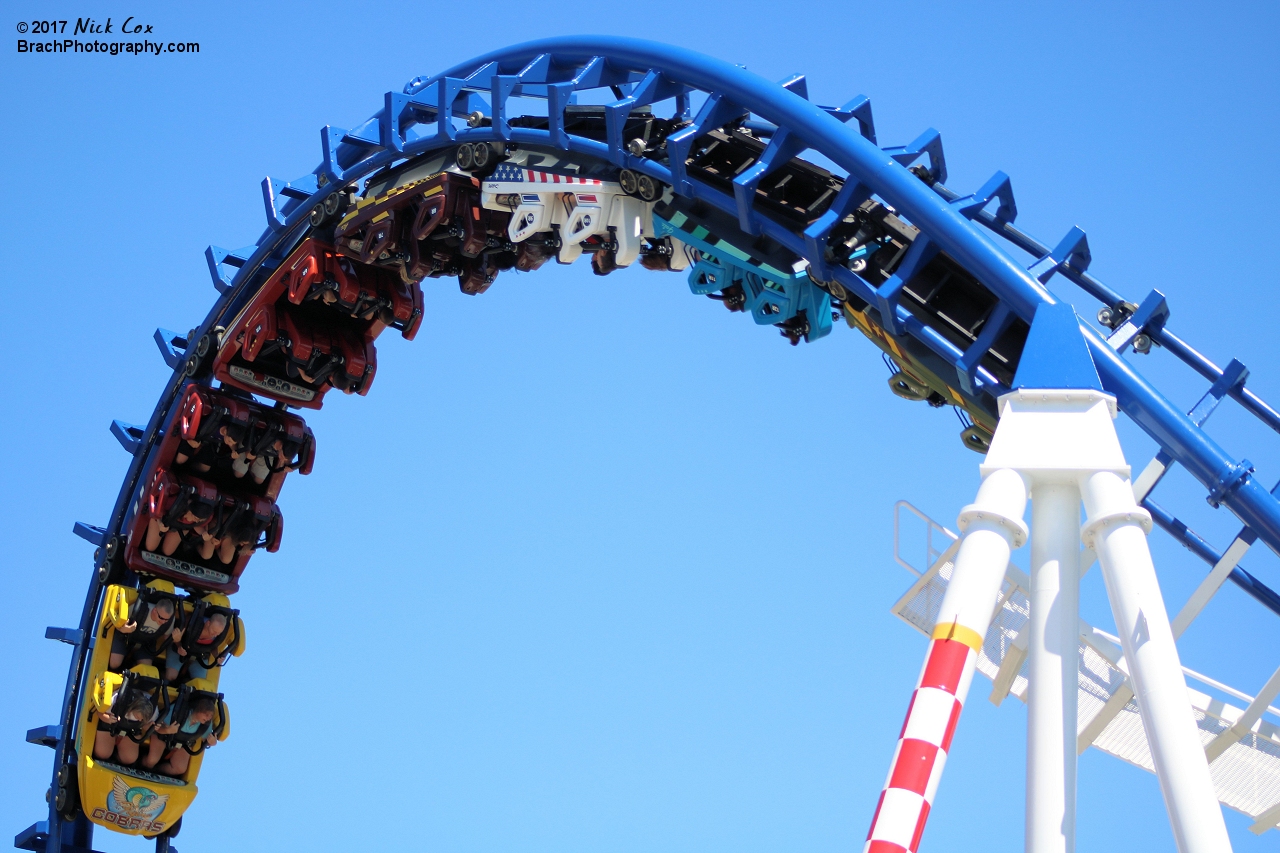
xmin=1013 ymin=302 xmax=1103 ymax=392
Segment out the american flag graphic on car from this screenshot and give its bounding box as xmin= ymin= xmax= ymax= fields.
xmin=486 ymin=162 xmax=607 ymax=185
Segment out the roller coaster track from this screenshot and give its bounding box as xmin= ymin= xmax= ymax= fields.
xmin=18 ymin=36 xmax=1280 ymax=853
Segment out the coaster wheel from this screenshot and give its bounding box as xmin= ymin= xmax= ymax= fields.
xmin=53 ymin=765 xmax=78 ymax=822
xmin=636 ymin=175 xmax=661 ymax=202
xmin=618 ymin=169 xmax=640 ymax=196
xmin=97 ymin=535 xmax=123 ymax=584
xmin=455 ymin=143 xmax=475 ymax=171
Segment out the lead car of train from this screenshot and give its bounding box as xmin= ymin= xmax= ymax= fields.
xmin=61 ymin=103 xmax=1038 ymax=839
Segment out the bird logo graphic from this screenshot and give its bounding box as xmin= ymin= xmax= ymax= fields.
xmin=107 ymin=777 xmax=168 ymax=821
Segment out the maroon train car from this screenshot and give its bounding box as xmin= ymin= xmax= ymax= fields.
xmin=170 ymin=385 xmax=316 ymax=501
xmin=334 ymin=168 xmax=522 ymax=295
xmin=213 ymin=239 xmax=422 ymax=409
xmin=279 ymin=238 xmax=423 ymax=339
xmin=123 ymin=468 xmax=282 ymax=594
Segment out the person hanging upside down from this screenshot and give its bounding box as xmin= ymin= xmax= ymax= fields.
xmin=248 ymin=436 xmax=285 ymax=484
xmin=93 ymin=690 xmax=157 ymax=766
xmin=148 ymin=696 xmax=218 ymax=776
xmin=174 ymin=423 xmax=245 ymax=475
xmin=186 ymin=510 xmax=232 ymax=566
xmin=211 ymin=505 xmax=268 ymax=565
xmin=145 ymin=504 xmax=213 ymax=557
xmin=166 ymin=611 xmax=229 ymax=681
xmin=108 ymin=595 xmax=178 ymax=673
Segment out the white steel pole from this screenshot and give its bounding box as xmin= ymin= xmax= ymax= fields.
xmin=1080 ymin=470 xmax=1232 ymax=853
xmin=1026 ymin=482 xmax=1080 ymax=853
xmin=864 ymin=468 xmax=1028 ymax=853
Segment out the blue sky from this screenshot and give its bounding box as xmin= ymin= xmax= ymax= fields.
xmin=2 ymin=2 xmax=1279 ymax=851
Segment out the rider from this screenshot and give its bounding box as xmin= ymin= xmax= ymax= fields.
xmin=92 ymin=686 xmax=157 ymax=766
xmin=174 ymin=423 xmax=247 ymax=476
xmin=108 ymin=594 xmax=179 ymax=673
xmin=246 ymin=435 xmax=287 ymax=485
xmin=145 ymin=501 xmax=214 ymax=558
xmin=206 ymin=501 xmax=273 ymax=565
xmin=149 ymin=695 xmax=219 ymax=777
xmin=166 ymin=610 xmax=230 ymax=682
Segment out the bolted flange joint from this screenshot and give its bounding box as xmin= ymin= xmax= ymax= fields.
xmin=1080 ymin=507 xmax=1153 ymax=549
xmin=1205 ymin=458 xmax=1254 ymax=508
xmin=956 ymin=505 xmax=1029 ymax=549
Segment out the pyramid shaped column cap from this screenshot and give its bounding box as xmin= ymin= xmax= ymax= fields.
xmin=1012 ymin=301 xmax=1103 ymax=392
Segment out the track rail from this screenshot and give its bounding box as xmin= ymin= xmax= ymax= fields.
xmin=20 ymin=36 xmax=1280 ymax=853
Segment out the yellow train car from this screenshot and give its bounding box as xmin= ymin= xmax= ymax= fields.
xmin=841 ymin=302 xmax=997 ymax=451
xmin=72 ymin=582 xmax=244 ymax=838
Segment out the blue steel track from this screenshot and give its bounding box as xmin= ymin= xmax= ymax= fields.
xmin=19 ymin=36 xmax=1280 ymax=853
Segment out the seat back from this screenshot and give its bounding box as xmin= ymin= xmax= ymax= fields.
xmin=240 ymin=303 xmax=278 ymax=362
xmin=179 ymin=386 xmax=251 ymax=445
xmin=277 ymin=308 xmax=314 ymax=362
xmin=332 ymin=255 xmax=363 ymax=305
xmin=283 ymin=240 xmax=326 ymax=304
xmin=411 ymin=186 xmax=450 ymax=240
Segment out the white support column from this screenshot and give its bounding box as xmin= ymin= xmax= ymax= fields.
xmin=1079 ymin=530 xmax=1252 ymax=755
xmin=979 ymin=385 xmax=1233 ymax=853
xmin=1026 ymin=483 xmax=1080 ymax=853
xmin=863 ymin=468 xmax=1028 ymax=853
xmin=940 ymin=468 xmax=1033 ymax=643
xmin=1081 ymin=470 xmax=1233 ymax=853
xmin=897 ymin=302 xmax=1238 ymax=852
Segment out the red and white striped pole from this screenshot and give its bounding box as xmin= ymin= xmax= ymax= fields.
xmin=864 ymin=468 xmax=1028 ymax=853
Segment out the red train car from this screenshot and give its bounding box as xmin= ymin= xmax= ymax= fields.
xmin=156 ymin=385 xmax=316 ymax=501
xmin=334 ymin=168 xmax=522 ymax=295
xmin=123 ymin=468 xmax=281 ymax=594
xmin=213 ymin=238 xmax=422 ymax=409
